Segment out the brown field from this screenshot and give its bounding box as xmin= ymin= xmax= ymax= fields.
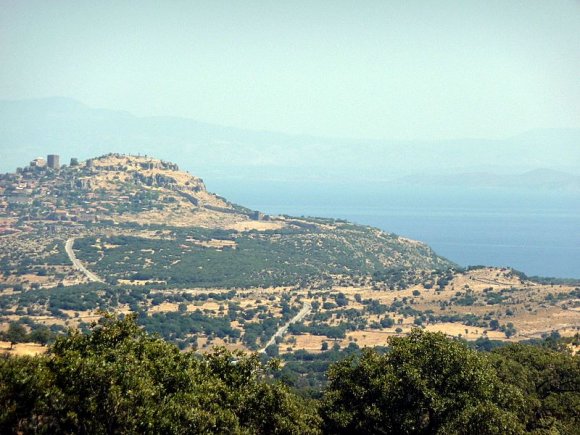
xmin=0 ymin=341 xmax=47 ymax=356
xmin=424 ymin=323 xmax=507 ymax=340
xmin=0 ymin=268 xmax=578 ymax=354
xmin=118 ymin=279 xmax=167 ymax=286
xmin=186 ymin=238 xmax=237 ymax=249
xmin=225 ymin=220 xmax=287 ymax=232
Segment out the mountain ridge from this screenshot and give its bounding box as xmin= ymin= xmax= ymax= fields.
xmin=1 ymin=97 xmax=578 ymax=183
xmin=398 ymin=168 xmax=580 ymax=191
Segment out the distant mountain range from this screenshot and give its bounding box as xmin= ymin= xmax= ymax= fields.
xmin=399 ymin=168 xmax=580 ymax=191
xmin=1 ymin=97 xmax=579 ymax=190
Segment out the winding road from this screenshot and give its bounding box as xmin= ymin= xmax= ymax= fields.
xmin=65 ymin=238 xmax=104 ymax=283
xmin=259 ymin=301 xmax=312 ymax=353
xmin=64 ymin=237 xmax=310 ymax=348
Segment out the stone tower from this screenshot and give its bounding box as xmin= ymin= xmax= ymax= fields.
xmin=47 ymin=154 xmax=60 ymax=170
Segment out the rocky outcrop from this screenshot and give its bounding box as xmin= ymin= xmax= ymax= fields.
xmin=176 ymin=190 xmax=199 ymax=206
xmin=138 ymin=161 xmax=179 ymax=171
xmin=132 ymin=172 xmax=178 ymax=188
xmin=75 ymin=178 xmax=92 ymax=189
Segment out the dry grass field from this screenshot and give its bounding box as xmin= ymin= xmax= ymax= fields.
xmin=1 ymin=267 xmax=577 ymax=354
xmin=0 ymin=341 xmax=47 ymax=356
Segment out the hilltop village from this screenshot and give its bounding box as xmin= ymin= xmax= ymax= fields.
xmin=0 ymin=153 xmax=182 ymax=230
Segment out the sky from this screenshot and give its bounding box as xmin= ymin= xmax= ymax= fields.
xmin=0 ymin=0 xmax=579 ymax=141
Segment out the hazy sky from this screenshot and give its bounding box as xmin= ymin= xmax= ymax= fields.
xmin=1 ymin=0 xmax=579 ymax=140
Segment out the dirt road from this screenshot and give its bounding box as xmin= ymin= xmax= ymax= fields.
xmin=65 ymin=238 xmax=104 ymax=283
xmin=259 ymin=301 xmax=311 ymax=353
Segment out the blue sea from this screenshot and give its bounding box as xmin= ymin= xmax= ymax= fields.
xmin=209 ymin=180 xmax=580 ymax=279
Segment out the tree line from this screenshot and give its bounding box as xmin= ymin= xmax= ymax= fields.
xmin=1 ymin=316 xmax=578 ymax=434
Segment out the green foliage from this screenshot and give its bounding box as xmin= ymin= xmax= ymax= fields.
xmin=320 ymin=329 xmax=526 ymax=434
xmin=452 ymin=291 xmax=477 ymax=306
xmin=1 ymin=319 xmax=577 ymax=434
xmin=138 ymin=310 xmax=240 ymax=342
xmin=372 ymin=267 xmax=425 ymax=290
xmin=438 ymin=403 xmax=525 ymax=435
xmin=276 ymin=346 xmax=367 ymax=396
xmin=70 ymin=222 xmax=450 ymax=289
xmin=10 ymin=282 xmax=115 ymax=313
xmin=0 ymin=355 xmax=53 ymax=431
xmin=490 ymin=343 xmax=580 ymax=433
xmin=0 ymin=314 xmax=321 ymax=434
xmin=5 ymin=322 xmax=27 ymax=348
xmin=289 ymin=322 xmax=351 ymax=340
xmin=265 ymin=344 xmax=280 ymax=358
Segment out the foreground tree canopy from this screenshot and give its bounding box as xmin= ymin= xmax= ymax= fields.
xmin=321 ymin=330 xmax=527 ymax=434
xmin=0 ymin=316 xmax=578 ymax=434
xmin=0 ymin=315 xmax=320 ymax=434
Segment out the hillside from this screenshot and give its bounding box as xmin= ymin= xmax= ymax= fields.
xmin=0 ymin=154 xmax=578 ymax=356
xmin=0 ymin=153 xmax=452 ymax=287
xmin=1 ymin=153 xmax=263 ymax=229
